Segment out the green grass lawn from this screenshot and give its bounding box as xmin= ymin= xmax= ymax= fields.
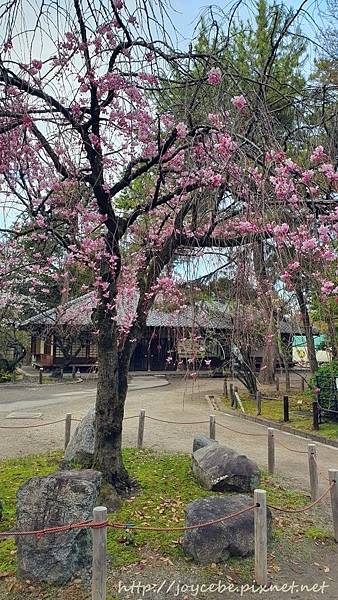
xmin=0 ymin=448 xmax=332 ymax=577
xmin=222 ymin=392 xmax=338 ymax=440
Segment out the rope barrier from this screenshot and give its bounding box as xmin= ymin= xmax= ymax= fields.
xmin=268 ymin=481 xmax=335 ymax=513
xmin=0 ymin=419 xmax=66 ymax=430
xmin=145 ymin=416 xmax=209 ymax=425
xmin=108 ymin=504 xmax=256 ymax=532
xmin=2 ymin=480 xmax=334 ymax=538
xmin=0 ymin=519 xmax=108 ymax=539
xmin=0 ymin=506 xmax=256 ymax=539
xmin=216 ymin=421 xmax=266 ymax=437
xmin=312 ymin=455 xmax=330 ymax=482
xmin=124 ymin=415 xmax=139 ymax=420
xmin=275 ymin=438 xmax=308 ymax=454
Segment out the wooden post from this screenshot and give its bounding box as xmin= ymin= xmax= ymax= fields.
xmin=268 ymin=428 xmax=275 ymax=475
xmin=234 ymin=386 xmax=239 ymax=409
xmin=137 ymin=409 xmax=145 ymax=449
xmin=39 ymin=367 xmax=43 ymax=384
xmin=283 ymin=395 xmax=289 ymax=422
xmin=64 ymin=413 xmax=72 ymax=450
xmin=312 ymin=402 xmax=319 ymax=431
xmin=329 ymin=470 xmax=338 ymax=542
xmin=308 ymin=444 xmax=318 ymax=501
xmin=223 ymin=376 xmax=228 ymax=397
xmin=301 ymin=377 xmax=305 ymax=392
xmin=230 ymin=383 xmax=234 ymax=407
xmin=209 ymin=415 xmax=216 ymax=440
xmin=275 ymin=376 xmax=279 ymax=393
xmin=92 ymin=506 xmax=107 ymax=600
xmin=254 ymin=489 xmax=268 ymax=586
xmin=256 ymin=390 xmax=262 ymax=416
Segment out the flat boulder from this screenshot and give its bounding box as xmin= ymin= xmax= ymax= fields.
xmin=192 ymin=433 xmax=218 ymax=453
xmin=16 ymin=469 xmax=101 ymax=584
xmin=64 ymin=408 xmax=95 ymax=467
xmin=182 ymin=495 xmax=272 ymax=564
xmin=192 ymin=444 xmax=260 ymax=493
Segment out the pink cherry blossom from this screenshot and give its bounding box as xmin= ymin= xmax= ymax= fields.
xmin=231 ymin=95 xmax=247 ymax=110
xmin=310 ymin=145 xmax=325 ymax=162
xmin=176 ymin=122 xmax=188 ymax=139
xmin=207 ymin=67 xmax=222 ymax=86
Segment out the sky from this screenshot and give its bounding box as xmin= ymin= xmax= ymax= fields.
xmin=168 ymin=0 xmax=329 ymax=50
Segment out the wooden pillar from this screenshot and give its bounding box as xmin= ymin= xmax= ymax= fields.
xmin=312 ymin=402 xmax=319 ymax=431
xmin=256 ymin=391 xmax=262 ymax=416
xmin=137 ymin=409 xmax=146 ymax=449
xmin=254 ymin=489 xmax=268 ymax=586
xmin=209 ymin=415 xmax=216 ymax=440
xmin=283 ymin=395 xmax=289 ymax=422
xmin=268 ymin=428 xmax=275 ymax=475
xmin=329 ymin=470 xmax=338 ymax=542
xmin=92 ymin=506 xmax=107 ymax=600
xmin=308 ymin=444 xmax=318 ymax=501
xmin=64 ymin=413 xmax=72 ymax=450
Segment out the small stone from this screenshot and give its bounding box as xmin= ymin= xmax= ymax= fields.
xmin=192 ymin=444 xmax=260 ymax=493
xmin=64 ymin=408 xmax=95 ymax=467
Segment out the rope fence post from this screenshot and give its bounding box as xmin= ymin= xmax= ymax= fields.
xmin=92 ymin=506 xmax=107 ymax=600
xmin=268 ymin=428 xmax=275 ymax=475
xmin=223 ymin=376 xmax=228 ymax=397
xmin=308 ymin=444 xmax=318 ymax=502
xmin=328 ymin=470 xmax=338 ymax=542
xmin=256 ymin=390 xmax=262 ymax=416
xmin=39 ymin=367 xmax=43 ymax=385
xmin=283 ymin=395 xmax=289 ymax=423
xmin=209 ymin=415 xmax=216 ymax=440
xmin=230 ymin=383 xmax=234 ymax=407
xmin=64 ymin=413 xmax=72 ymax=450
xmin=275 ymin=376 xmax=279 ymax=393
xmin=312 ymin=401 xmax=320 ymax=431
xmin=301 ymin=377 xmax=305 ymax=392
xmin=234 ymin=386 xmax=239 ymax=409
xmin=254 ymin=489 xmax=268 ymax=586
xmin=137 ymin=409 xmax=145 ymax=449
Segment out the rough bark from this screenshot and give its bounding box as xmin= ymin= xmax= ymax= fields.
xmin=92 ymin=302 xmax=130 ymax=490
xmin=259 ymin=339 xmax=276 ymax=384
xmin=295 ymin=288 xmax=318 ymax=373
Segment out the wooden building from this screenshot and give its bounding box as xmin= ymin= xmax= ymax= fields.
xmin=22 ymin=293 xmax=300 ymax=374
xmin=22 ymin=294 xmax=231 ymax=373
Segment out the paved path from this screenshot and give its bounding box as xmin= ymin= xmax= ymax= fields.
xmin=0 ymin=377 xmax=337 ymax=496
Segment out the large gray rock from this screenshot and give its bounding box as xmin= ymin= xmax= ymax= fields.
xmin=64 ymin=408 xmax=95 ymax=467
xmin=193 ymin=433 xmax=218 ymax=453
xmin=182 ymin=495 xmax=272 ymax=564
xmin=16 ymin=469 xmax=101 ymax=584
xmin=192 ymin=444 xmax=260 ymax=493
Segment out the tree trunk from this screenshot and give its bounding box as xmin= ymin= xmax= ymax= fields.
xmin=259 ymin=340 xmax=276 ymax=384
xmin=259 ymin=315 xmax=276 ymax=385
xmin=295 ymin=288 xmax=318 ymax=373
xmin=92 ymin=304 xmax=130 ymax=490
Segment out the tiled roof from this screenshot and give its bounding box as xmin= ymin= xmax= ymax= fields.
xmin=21 ymin=293 xmax=232 ymax=330
xmin=21 ymin=292 xmax=302 ymax=334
